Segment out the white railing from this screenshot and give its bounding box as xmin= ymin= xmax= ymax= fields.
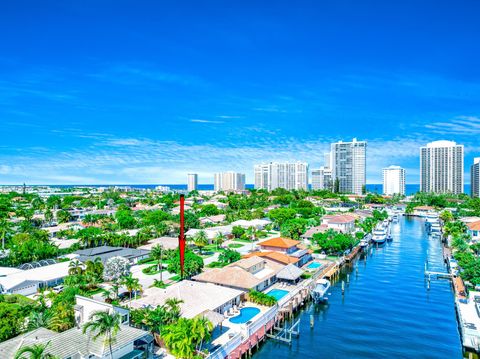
xmin=245 ymin=305 xmax=277 ymax=337
xmin=207 ymin=332 xmax=243 ymax=359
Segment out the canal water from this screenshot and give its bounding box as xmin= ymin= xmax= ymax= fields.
xmin=256 ymin=217 xmax=463 ymax=358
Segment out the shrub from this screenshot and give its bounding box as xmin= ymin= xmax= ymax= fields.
xmin=248 ymin=290 xmax=277 ymax=306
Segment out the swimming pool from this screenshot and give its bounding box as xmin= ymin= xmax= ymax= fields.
xmin=307 ymin=262 xmax=322 ymax=269
xmin=266 ymin=289 xmax=289 ymax=301
xmin=229 ymin=307 xmax=261 ymax=324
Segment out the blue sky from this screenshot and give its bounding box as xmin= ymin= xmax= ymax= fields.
xmin=1 ymin=1 xmax=479 ymax=185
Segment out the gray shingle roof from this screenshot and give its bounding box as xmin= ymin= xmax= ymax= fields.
xmin=0 ymin=325 xmax=151 ymax=359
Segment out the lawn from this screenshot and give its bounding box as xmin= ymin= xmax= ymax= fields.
xmin=228 ymin=243 xmax=243 ymax=249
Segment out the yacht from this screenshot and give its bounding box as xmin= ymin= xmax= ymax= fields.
xmin=312 ymin=279 xmax=331 ymax=302
xmin=372 ymin=226 xmax=387 ymax=244
xmin=392 ymin=214 xmax=399 ymax=223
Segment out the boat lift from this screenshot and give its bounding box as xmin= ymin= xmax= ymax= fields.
xmin=266 ymin=318 xmax=301 ymax=345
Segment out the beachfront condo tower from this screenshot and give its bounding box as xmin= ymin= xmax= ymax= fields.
xmin=382 ymin=165 xmax=406 ymax=196
xmin=420 ymin=140 xmax=464 ymax=194
xmin=330 ymin=138 xmax=367 ymax=195
xmin=214 ymin=172 xmax=245 ymax=192
xmin=254 ymin=162 xmax=308 ymax=191
xmin=187 ymin=173 xmax=198 ymax=192
xmin=471 ymin=158 xmax=480 ymax=198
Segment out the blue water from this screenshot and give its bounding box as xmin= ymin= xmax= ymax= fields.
xmin=256 ymin=217 xmax=463 ymax=358
xmin=307 ymin=262 xmax=322 ymax=270
xmin=267 ymin=289 xmax=290 ymax=301
xmin=229 ymin=307 xmax=261 ymax=324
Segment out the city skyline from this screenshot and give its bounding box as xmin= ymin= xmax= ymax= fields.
xmin=1 ymin=2 xmax=480 ymax=185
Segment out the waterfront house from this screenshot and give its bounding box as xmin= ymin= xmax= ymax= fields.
xmin=130 ymin=280 xmax=243 ymax=318
xmin=321 ymin=214 xmax=356 ymax=233
xmin=193 ymin=256 xmax=283 ymax=292
xmin=300 ymin=225 xmax=330 ymax=242
xmin=74 ymin=245 xmax=150 ymax=264
xmin=466 ymin=221 xmax=480 ymax=242
xmin=258 ymin=237 xmax=312 ymax=266
xmin=412 ymin=206 xmax=435 ymax=217
xmin=243 ymin=251 xmax=300 ymax=266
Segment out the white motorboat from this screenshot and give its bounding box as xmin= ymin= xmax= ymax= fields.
xmin=372 ymin=227 xmax=387 ymax=244
xmin=312 ymin=279 xmax=331 ymax=302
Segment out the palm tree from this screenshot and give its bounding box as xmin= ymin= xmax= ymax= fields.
xmin=68 ymin=260 xmax=84 ymax=276
xmin=14 ymin=342 xmax=57 ymax=359
xmin=121 ymin=274 xmax=142 ymax=303
xmin=193 ymin=230 xmax=209 ymax=254
xmin=82 ymin=310 xmax=121 ymax=359
xmin=151 ymin=244 xmax=164 ymax=282
xmin=27 ymin=311 xmax=52 ymax=331
xmin=191 ymin=316 xmax=213 ymax=351
xmin=213 ymin=232 xmax=226 ymax=250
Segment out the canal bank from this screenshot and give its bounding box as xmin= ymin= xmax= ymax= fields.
xmin=255 ymin=216 xmax=463 ymax=358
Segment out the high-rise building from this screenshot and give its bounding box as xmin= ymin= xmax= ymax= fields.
xmin=254 ymin=162 xmax=308 ymax=190
xmin=382 ymin=166 xmax=406 ymax=196
xmin=187 ymin=173 xmax=198 ymax=192
xmin=330 ymin=138 xmax=367 ymax=195
xmin=420 ymin=140 xmax=464 ymax=194
xmin=471 ymin=158 xmax=480 ymax=198
xmin=311 ymin=167 xmax=333 ymax=190
xmin=214 ymin=172 xmax=245 ymax=192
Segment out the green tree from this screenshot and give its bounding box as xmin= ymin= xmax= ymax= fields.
xmin=151 ymin=244 xmax=164 ymax=282
xmin=193 ymin=230 xmax=209 ymax=254
xmin=82 ymin=310 xmax=121 ymax=359
xmin=218 ymin=249 xmax=241 ymax=264
xmin=14 ymin=342 xmax=58 ymax=359
xmin=231 ymin=226 xmax=245 ymax=238
xmin=280 ymin=218 xmax=308 ymax=240
xmin=56 ymin=209 xmax=72 ymax=224
xmin=121 ymin=274 xmax=142 ymax=303
xmin=267 ymin=208 xmax=297 ymax=228
xmin=167 ymin=249 xmax=204 ymax=278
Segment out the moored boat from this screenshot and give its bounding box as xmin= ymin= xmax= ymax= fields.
xmin=312 ymin=278 xmax=331 ymax=302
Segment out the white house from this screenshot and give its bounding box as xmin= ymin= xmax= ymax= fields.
xmin=321 ymin=214 xmax=356 ymax=233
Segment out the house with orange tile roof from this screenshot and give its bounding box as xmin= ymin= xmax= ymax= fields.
xmin=258 ymin=237 xmax=312 ymax=266
xmin=466 ymin=220 xmax=480 ymax=242
xmin=243 ymin=251 xmax=300 ymax=266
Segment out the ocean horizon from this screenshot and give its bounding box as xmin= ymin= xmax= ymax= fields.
xmin=4 ymin=184 xmax=472 ymax=196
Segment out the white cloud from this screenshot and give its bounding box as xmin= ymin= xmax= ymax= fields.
xmin=190 ymin=119 xmax=225 ymax=124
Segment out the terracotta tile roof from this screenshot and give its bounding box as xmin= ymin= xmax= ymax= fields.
xmin=259 ymin=237 xmax=299 ymax=249
xmin=323 ymin=214 xmax=356 ymax=224
xmin=467 ymin=220 xmax=480 ymax=231
xmin=243 ymin=251 xmax=299 ymax=265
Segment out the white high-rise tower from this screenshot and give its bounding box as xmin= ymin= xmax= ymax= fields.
xmin=187 ymin=173 xmax=198 ymax=192
xmin=382 ymin=166 xmax=406 ymax=196
xmin=330 ymin=138 xmax=367 ymax=195
xmin=420 ymin=140 xmax=463 ymax=194
xmin=254 ymin=162 xmax=308 ymax=190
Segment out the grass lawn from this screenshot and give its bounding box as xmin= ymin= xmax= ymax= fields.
xmin=233 ymin=238 xmax=254 ymax=243
xmin=170 ymin=274 xmax=181 ymax=281
xmin=85 ymin=287 xmax=104 ymax=296
xmin=228 ymin=243 xmax=243 ymax=248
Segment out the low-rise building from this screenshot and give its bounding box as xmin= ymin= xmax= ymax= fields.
xmin=0 ymin=261 xmax=71 ymax=296
xmin=466 ymin=221 xmax=480 ymax=242
xmin=321 ymin=214 xmax=356 ymax=233
xmin=74 ymin=245 xmax=150 ymax=264
xmin=258 ymin=237 xmax=312 ymax=266
xmin=130 ymin=280 xmax=243 ymax=318
xmin=0 ymin=296 xmax=152 ymax=359
xmin=193 ymin=256 xmax=283 ymax=292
